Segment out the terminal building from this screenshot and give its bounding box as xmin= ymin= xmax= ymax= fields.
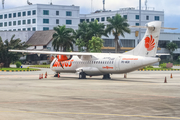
xmin=0 ymin=4 xmax=180 ymax=62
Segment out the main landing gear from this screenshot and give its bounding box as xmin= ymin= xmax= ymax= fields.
xmin=102 ymin=74 xmax=111 ymax=79
xmin=54 ymin=73 xmax=60 ymax=77
xmin=79 ymin=72 xmax=86 ymax=79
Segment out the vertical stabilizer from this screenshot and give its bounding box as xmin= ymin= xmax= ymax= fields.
xmin=124 ymin=21 xmax=161 ymax=57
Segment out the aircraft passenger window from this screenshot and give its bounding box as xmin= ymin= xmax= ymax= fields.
xmin=101 ymin=61 xmax=102 ymax=64
xmin=112 ymin=61 xmax=114 ymax=64
xmin=103 ymin=61 xmax=104 ymax=64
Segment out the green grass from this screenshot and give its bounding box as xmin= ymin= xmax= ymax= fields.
xmin=29 ymin=65 xmax=50 ymax=68
xmin=141 ymin=68 xmax=180 ymax=71
xmin=0 ymin=68 xmax=40 ymax=71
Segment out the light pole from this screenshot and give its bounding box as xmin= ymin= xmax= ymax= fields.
xmin=139 ymin=0 xmax=141 ymax=42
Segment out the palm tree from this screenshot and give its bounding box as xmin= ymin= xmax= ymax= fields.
xmin=106 ymin=14 xmax=131 ymax=53
xmin=75 ymin=21 xmax=91 ymax=51
xmin=75 ymin=20 xmax=107 ymax=52
xmin=52 ymin=25 xmax=75 ymax=51
xmin=89 ymin=20 xmax=108 ymax=37
xmin=0 ymin=35 xmax=29 ymax=67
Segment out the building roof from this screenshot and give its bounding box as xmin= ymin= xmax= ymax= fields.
xmin=26 ymin=30 xmax=55 ymax=46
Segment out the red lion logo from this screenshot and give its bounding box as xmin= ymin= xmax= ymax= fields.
xmin=144 ymin=35 xmax=155 ymax=51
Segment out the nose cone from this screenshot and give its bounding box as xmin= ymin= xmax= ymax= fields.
xmin=143 ymin=57 xmax=159 ymax=66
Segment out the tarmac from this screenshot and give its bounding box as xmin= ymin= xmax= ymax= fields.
xmin=0 ymin=66 xmax=180 ymax=120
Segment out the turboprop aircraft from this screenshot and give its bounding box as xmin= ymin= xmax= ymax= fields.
xmin=9 ymin=21 xmax=177 ymax=79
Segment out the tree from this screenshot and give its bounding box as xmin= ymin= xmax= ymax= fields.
xmin=52 ymin=25 xmax=75 ymax=51
xmin=0 ymin=35 xmax=29 ymax=67
xmin=76 ymin=20 xmax=107 ymax=52
xmin=88 ymin=20 xmax=107 ymax=38
xmin=89 ymin=37 xmax=104 ymax=52
xmin=166 ymin=42 xmax=178 ymax=61
xmin=105 ymin=14 xmax=131 ymax=53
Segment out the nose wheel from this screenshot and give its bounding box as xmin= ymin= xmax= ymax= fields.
xmin=79 ymin=72 xmax=86 ymax=79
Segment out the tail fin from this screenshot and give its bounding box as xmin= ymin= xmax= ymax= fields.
xmin=124 ymin=21 xmax=162 ymax=57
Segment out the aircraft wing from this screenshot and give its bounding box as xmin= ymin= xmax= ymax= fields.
xmin=9 ymin=49 xmax=99 ymax=60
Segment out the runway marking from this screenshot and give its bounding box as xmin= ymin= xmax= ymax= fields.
xmin=0 ymin=111 xmax=180 ymax=119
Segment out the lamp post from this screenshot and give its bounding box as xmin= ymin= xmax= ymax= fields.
xmin=139 ymin=0 xmax=141 ymax=42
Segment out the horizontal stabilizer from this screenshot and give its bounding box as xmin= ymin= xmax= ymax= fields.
xmin=131 ymin=26 xmax=177 ymax=30
xmin=156 ymin=53 xmax=170 ymax=56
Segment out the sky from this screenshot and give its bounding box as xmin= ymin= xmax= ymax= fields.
xmin=1 ymin=0 xmax=180 ymax=33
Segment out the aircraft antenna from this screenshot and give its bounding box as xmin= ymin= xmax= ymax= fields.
xmin=91 ymin=0 xmax=93 ymax=13
xmin=145 ymin=0 xmax=147 ymax=10
xmin=103 ymin=0 xmax=105 ymax=11
xmin=2 ymin=0 xmax=4 ymax=9
xmin=50 ymin=0 xmax=52 ymax=5
xmin=27 ymin=0 xmax=32 ymax=5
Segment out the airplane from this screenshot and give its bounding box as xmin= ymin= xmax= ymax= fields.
xmin=9 ymin=21 xmax=177 ymax=79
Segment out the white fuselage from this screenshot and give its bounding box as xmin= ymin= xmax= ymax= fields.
xmin=50 ymin=54 xmax=160 ymax=76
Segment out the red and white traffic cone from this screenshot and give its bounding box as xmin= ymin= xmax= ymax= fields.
xmin=41 ymin=74 xmax=43 ymax=79
xmin=45 ymin=72 xmax=47 ymax=78
xmin=39 ymin=74 xmax=41 ymax=79
xmin=58 ymin=73 xmax=60 ymax=78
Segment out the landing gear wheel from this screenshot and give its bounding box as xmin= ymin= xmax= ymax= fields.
xmin=102 ymin=74 xmax=111 ymax=79
xmin=54 ymin=73 xmax=60 ymax=77
xmin=79 ymin=72 xmax=86 ymax=79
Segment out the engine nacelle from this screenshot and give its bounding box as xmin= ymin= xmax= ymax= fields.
xmin=57 ymin=55 xmax=73 ymax=62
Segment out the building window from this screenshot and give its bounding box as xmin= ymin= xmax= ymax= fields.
xmin=56 ymin=19 xmax=59 ymax=24
xmin=4 ymin=22 xmax=7 ymax=26
xmin=0 ymin=23 xmax=3 ymax=27
xmin=28 ymin=11 xmax=31 ymax=16
xmin=27 ymin=28 xmax=31 ymax=31
xmin=80 ymin=19 xmax=85 ymax=23
xmin=43 ymin=27 xmax=49 ymax=31
xmin=56 ymin=11 xmax=59 ymax=15
xmin=13 ymin=13 xmax=16 ymax=18
xmin=158 ymin=40 xmax=170 ymax=48
xmin=9 ymin=29 xmax=12 ymax=31
xmin=91 ymin=18 xmax=94 ymax=22
xmin=43 ymin=10 xmax=49 ymax=15
xmin=66 ymin=11 xmax=72 ymax=16
xmin=86 ymin=19 xmax=89 ymax=22
xmin=9 ymin=22 xmax=12 ymax=26
xmin=121 ymin=39 xmax=135 ymax=47
xmin=18 ymin=29 xmax=21 ymax=31
xmin=13 ymin=29 xmax=16 ymax=31
xmin=173 ymin=41 xmax=180 ymax=48
xmin=146 ymin=16 xmax=149 ymax=20
xmin=112 ymin=16 xmax=115 ymax=19
xmin=106 ymin=17 xmax=110 ymax=21
xmin=27 ymin=19 xmax=31 ymax=24
xmin=96 ymin=18 xmax=99 ymax=22
xmin=43 ymin=19 xmax=49 ymax=24
xmin=136 ymin=23 xmax=139 ymax=26
xmin=18 ymin=20 xmax=21 ymax=25
xmin=136 ymin=15 xmax=139 ymax=19
xmin=32 ymin=10 xmax=36 ymax=15
xmin=18 ymin=12 xmax=21 ymax=17
xmin=4 ymin=14 xmax=7 ymax=19
xmin=66 ymin=20 xmax=72 ymax=24
xmin=9 ymin=13 xmax=12 ymax=18
xmin=13 ymin=21 xmax=16 ymax=26
xmin=23 ymin=12 xmax=26 ymax=16
xmin=0 ymin=15 xmax=3 ymax=19
xmin=32 ymin=19 xmax=36 ymax=23
xmin=101 ymin=17 xmax=105 ymax=21
xmin=22 ymin=28 xmax=26 ymax=31
xmin=123 ymin=15 xmax=127 ymax=19
xmin=23 ymin=20 xmax=26 ymax=24
xmin=155 ymin=16 xmax=159 ymax=20
xmin=32 ymin=27 xmax=36 ymax=31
